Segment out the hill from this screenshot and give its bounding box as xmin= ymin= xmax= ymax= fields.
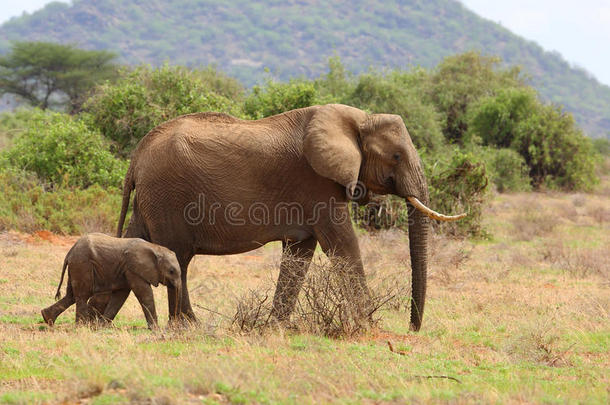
xmin=0 ymin=0 xmax=609 ymax=138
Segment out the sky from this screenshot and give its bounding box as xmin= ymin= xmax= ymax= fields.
xmin=1 ymin=0 xmax=609 ymax=86
xmin=460 ymin=0 xmax=610 ymax=86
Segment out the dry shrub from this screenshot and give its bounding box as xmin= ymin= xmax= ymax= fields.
xmin=511 ymin=209 xmax=560 ymax=241
xmin=542 ymin=240 xmax=609 ymax=279
xmin=586 ymin=205 xmax=610 ymax=224
xmin=507 ymin=324 xmax=573 ymax=367
xmin=231 ymin=256 xmax=409 ymax=338
xmin=231 ymin=287 xmax=273 ymax=333
xmin=509 ymin=248 xmax=535 ymax=269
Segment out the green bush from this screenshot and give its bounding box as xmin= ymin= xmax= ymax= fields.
xmin=354 ymin=148 xmax=490 ymax=237
xmin=423 ymin=148 xmax=490 ymax=237
xmin=592 ymin=138 xmax=610 ymax=156
xmin=0 ymin=108 xmax=38 ymax=150
xmin=351 ymin=196 xmax=410 ymax=232
xmin=0 ymin=109 xmax=126 ymax=188
xmin=244 ymin=79 xmax=320 ymax=119
xmin=314 ymin=56 xmax=355 ymax=103
xmin=85 ymin=64 xmax=241 ymax=156
xmin=194 ymin=66 xmax=246 ymax=101
xmin=427 ymin=52 xmax=523 ymax=144
xmin=469 ymin=89 xmax=599 ymax=191
xmin=0 ymin=169 xmax=123 ymax=234
xmin=345 ymin=70 xmax=445 ymax=151
xmin=478 ymin=147 xmax=531 ymax=192
xmin=467 ymin=87 xmax=537 ymax=147
xmin=512 ymin=105 xmax=599 ymax=190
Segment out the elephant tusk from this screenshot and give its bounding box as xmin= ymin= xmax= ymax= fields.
xmin=406 ymin=196 xmax=467 ymax=222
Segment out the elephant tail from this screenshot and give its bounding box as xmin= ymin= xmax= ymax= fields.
xmin=54 ymin=250 xmax=72 ymax=300
xmin=117 ymin=162 xmax=135 ymax=237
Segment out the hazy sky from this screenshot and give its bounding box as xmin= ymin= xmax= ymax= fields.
xmin=460 ymin=0 xmax=610 ymax=86
xmin=1 ymin=0 xmax=609 ymax=86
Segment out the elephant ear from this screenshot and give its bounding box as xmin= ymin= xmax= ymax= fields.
xmin=125 ymin=243 xmax=160 ymax=287
xmin=303 ymin=104 xmax=367 ymax=193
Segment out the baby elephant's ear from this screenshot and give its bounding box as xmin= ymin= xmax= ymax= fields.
xmin=126 ymin=244 xmax=160 ymax=287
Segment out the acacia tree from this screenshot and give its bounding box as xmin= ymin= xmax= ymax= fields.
xmin=0 ymin=41 xmax=117 ymax=113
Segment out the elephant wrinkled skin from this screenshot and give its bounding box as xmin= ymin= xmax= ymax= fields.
xmin=113 ymin=104 xmax=464 ymax=331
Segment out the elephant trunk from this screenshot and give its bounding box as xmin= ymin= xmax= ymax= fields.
xmin=403 ymin=188 xmax=465 ymax=330
xmin=406 ymin=197 xmax=430 ymax=332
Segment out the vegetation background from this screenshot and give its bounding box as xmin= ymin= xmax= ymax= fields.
xmin=0 ymin=0 xmax=609 ymax=139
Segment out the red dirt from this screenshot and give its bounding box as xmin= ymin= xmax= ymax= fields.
xmin=26 ymin=230 xmax=78 ymax=246
xmin=0 ymin=230 xmax=78 ymax=247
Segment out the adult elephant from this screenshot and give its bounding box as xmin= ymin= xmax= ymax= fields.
xmin=115 ymin=104 xmax=464 ymax=331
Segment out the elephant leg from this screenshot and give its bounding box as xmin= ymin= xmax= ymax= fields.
xmin=75 ymin=296 xmax=91 ymax=325
xmin=87 ymin=292 xmax=111 ymax=322
xmin=124 ymin=196 xmax=150 ymax=240
xmin=41 ymin=279 xmax=75 ymax=326
xmin=129 ymin=280 xmax=158 ymax=329
xmin=314 ymin=220 xmax=372 ymax=321
xmin=168 ymin=253 xmax=196 ymax=324
xmin=101 ymin=289 xmax=131 ymax=324
xmin=271 ymin=237 xmax=317 ymax=321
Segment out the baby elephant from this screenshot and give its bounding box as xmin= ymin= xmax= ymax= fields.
xmin=41 ymin=233 xmax=181 ymax=329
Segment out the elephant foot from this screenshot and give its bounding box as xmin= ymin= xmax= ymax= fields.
xmin=40 ymin=308 xmax=55 ymax=326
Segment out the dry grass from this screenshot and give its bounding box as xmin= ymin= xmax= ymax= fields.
xmin=542 ymin=239 xmax=609 ymax=279
xmin=511 ymin=207 xmax=560 ymax=241
xmin=1 ymin=180 xmax=609 ymax=403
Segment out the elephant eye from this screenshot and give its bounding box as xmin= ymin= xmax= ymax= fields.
xmin=392 ymin=153 xmax=401 ymax=161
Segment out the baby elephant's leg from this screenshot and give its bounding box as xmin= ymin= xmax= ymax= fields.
xmin=41 ymin=280 xmax=75 ymax=326
xmin=75 ymin=296 xmax=91 ymax=324
xmin=101 ymin=289 xmax=131 ymax=324
xmin=127 ymin=274 xmax=158 ymax=329
xmin=88 ymin=292 xmax=112 ymax=322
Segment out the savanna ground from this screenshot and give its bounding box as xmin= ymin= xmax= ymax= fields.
xmin=0 ymin=182 xmax=608 ymax=404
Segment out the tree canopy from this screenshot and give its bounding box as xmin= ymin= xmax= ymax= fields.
xmin=0 ymin=41 xmax=117 ymax=112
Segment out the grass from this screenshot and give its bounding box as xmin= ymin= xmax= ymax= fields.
xmin=0 ymin=183 xmax=608 ymax=403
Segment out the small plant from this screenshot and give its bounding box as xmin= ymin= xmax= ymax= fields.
xmin=231 ymin=288 xmax=273 ymax=333
xmin=507 ymin=324 xmax=573 ymax=367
